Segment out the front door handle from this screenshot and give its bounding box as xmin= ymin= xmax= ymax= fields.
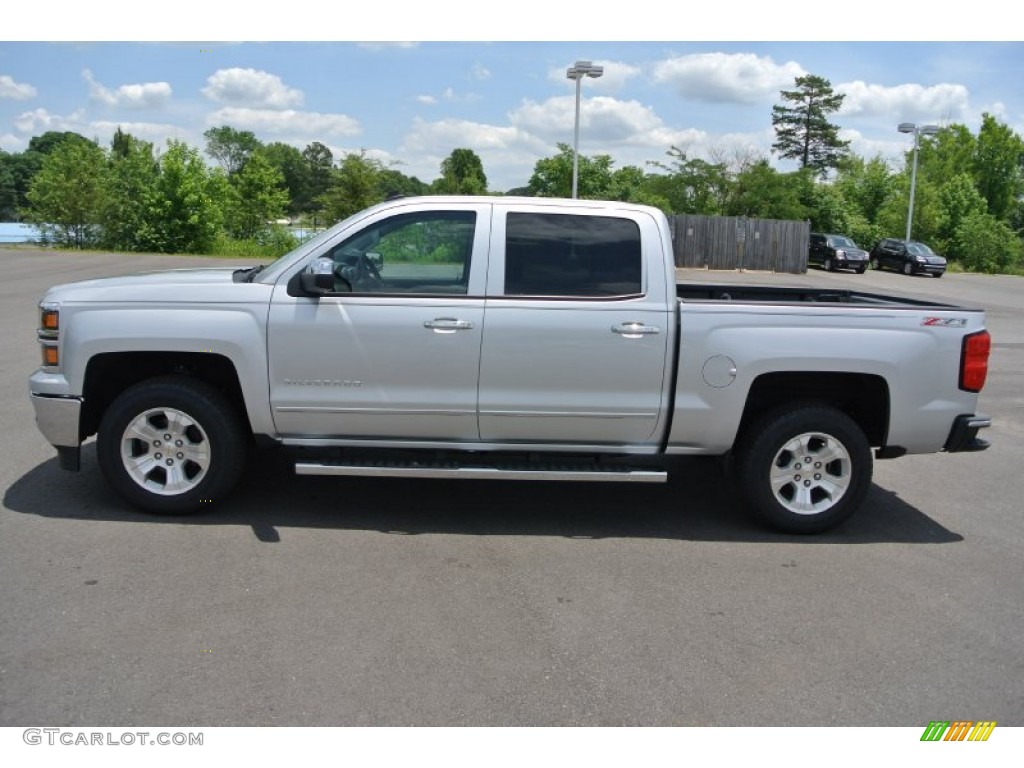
xmin=424 ymin=317 xmax=475 ymax=334
xmin=612 ymin=322 xmax=660 ymax=339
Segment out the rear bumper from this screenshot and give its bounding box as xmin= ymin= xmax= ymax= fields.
xmin=944 ymin=413 xmax=992 ymax=452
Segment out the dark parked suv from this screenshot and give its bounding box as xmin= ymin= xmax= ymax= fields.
xmin=809 ymin=233 xmax=869 ymax=273
xmin=869 ymin=238 xmax=947 ymax=277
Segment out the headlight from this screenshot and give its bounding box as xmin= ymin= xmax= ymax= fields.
xmin=835 ymin=249 xmax=846 ymax=258
xmin=38 ymin=303 xmax=60 ymax=368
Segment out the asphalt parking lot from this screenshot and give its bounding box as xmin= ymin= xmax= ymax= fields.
xmin=1 ymin=249 xmax=1021 ymax=726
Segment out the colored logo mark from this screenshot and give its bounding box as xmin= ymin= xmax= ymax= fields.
xmin=920 ymin=721 xmax=996 ymax=742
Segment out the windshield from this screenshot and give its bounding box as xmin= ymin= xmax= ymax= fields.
xmin=254 ymin=225 xmax=343 ymax=283
xmin=906 ymin=242 xmax=935 ymax=255
xmin=828 ymin=236 xmax=856 ymax=248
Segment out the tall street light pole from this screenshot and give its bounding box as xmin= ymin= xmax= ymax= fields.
xmin=898 ymin=122 xmax=939 ymax=241
xmin=566 ymin=60 xmax=603 ymax=199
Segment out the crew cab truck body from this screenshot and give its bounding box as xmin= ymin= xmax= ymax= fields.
xmin=29 ymin=197 xmax=992 ymax=533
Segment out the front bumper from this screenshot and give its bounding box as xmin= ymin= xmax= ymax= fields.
xmin=30 ymin=392 xmax=83 ymax=447
xmin=944 ymin=413 xmax=992 ymax=452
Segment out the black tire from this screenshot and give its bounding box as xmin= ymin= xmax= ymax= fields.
xmin=97 ymin=376 xmax=248 ymax=514
xmin=869 ymin=258 xmax=881 ymax=271
xmin=902 ymin=262 xmax=914 ymax=276
xmin=855 ymin=266 xmax=867 ymax=274
xmin=934 ymin=272 xmax=944 ymax=278
xmin=734 ymin=404 xmax=872 ymax=534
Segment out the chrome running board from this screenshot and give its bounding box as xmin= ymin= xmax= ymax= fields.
xmin=295 ymin=460 xmax=667 ymax=483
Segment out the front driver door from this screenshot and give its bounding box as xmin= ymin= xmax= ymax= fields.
xmin=268 ymin=202 xmax=490 ymax=441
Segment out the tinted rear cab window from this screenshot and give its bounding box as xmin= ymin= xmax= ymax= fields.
xmin=504 ymin=213 xmax=642 ymax=298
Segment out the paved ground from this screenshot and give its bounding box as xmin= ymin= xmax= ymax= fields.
xmin=1 ymin=249 xmax=1021 ymax=726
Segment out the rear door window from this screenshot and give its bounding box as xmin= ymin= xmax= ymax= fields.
xmin=503 ymin=212 xmax=642 ymax=298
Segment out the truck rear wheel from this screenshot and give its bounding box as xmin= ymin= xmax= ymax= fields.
xmin=97 ymin=376 xmax=248 ymax=514
xmin=735 ymin=404 xmax=872 ymax=533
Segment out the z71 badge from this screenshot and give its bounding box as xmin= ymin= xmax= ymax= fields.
xmin=922 ymin=317 xmax=968 ymax=327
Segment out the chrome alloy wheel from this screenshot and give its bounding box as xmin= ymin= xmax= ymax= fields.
xmin=769 ymin=431 xmax=851 ymax=515
xmin=120 ymin=407 xmax=211 ymax=495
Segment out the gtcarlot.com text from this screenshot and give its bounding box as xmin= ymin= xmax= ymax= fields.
xmin=23 ymin=729 xmax=203 ymax=746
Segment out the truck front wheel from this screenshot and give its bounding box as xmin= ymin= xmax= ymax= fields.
xmin=97 ymin=376 xmax=248 ymax=514
xmin=735 ymin=404 xmax=872 ymax=533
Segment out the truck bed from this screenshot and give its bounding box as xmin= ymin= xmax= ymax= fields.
xmin=676 ymin=283 xmax=970 ymax=308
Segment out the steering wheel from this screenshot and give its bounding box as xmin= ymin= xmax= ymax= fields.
xmin=336 ymin=254 xmax=383 ymax=290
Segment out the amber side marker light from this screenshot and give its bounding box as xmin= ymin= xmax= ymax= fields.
xmin=960 ymin=330 xmax=991 ymax=393
xmin=41 ymin=309 xmax=59 ymax=331
xmin=42 ymin=346 xmax=59 ymax=367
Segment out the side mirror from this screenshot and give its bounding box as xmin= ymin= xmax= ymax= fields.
xmin=301 ymin=271 xmax=333 ymax=293
xmin=287 ymin=256 xmax=343 ymax=297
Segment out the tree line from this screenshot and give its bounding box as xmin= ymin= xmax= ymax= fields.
xmin=1 ymin=74 xmax=1021 ymax=272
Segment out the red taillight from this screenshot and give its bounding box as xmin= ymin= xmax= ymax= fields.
xmin=960 ymin=330 xmax=991 ymax=392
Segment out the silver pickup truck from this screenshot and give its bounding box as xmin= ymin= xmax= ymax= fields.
xmin=29 ymin=196 xmax=992 ymax=532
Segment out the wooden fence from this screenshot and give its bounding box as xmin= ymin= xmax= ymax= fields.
xmin=669 ymin=215 xmax=809 ymax=273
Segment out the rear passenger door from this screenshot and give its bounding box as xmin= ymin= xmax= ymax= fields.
xmin=477 ymin=206 xmax=672 ymax=447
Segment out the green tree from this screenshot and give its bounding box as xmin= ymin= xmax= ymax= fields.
xmin=203 ymin=125 xmax=262 ymax=176
xmin=101 ymin=132 xmax=160 ymax=251
xmin=27 ymin=131 xmax=93 ymax=156
xmin=726 ymin=160 xmax=807 ymax=220
xmin=952 ymin=211 xmax=1023 ymax=273
xmin=973 ymin=113 xmax=1024 ymax=222
xmin=0 ymin=150 xmax=17 ymax=220
xmin=303 ymin=141 xmax=334 ymax=208
xmin=772 ymin=74 xmax=850 ymax=175
xmin=226 ymin=150 xmax=290 ymax=239
xmin=647 ymin=146 xmax=729 ymax=214
xmin=23 ymin=139 xmax=108 ymax=248
xmin=142 ymin=140 xmax=224 ymax=253
xmin=433 ymin=148 xmax=487 ymax=194
xmin=320 ymin=151 xmax=385 ymax=222
xmin=261 ymin=142 xmax=311 ymax=216
xmin=378 ymin=167 xmax=430 ymax=198
xmin=935 ymin=173 xmax=987 ymax=253
xmin=528 ymin=143 xmax=614 ymax=199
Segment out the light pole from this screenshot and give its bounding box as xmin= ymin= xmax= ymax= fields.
xmin=898 ymin=122 xmax=939 ymax=241
xmin=566 ymin=60 xmax=603 ymax=199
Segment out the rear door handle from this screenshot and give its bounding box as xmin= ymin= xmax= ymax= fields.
xmin=612 ymin=322 xmax=660 ymax=338
xmin=424 ymin=317 xmax=475 ymax=334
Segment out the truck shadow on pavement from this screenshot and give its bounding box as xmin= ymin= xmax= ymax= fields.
xmin=5 ymin=444 xmax=963 ymax=545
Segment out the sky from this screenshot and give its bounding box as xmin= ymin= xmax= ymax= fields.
xmin=2 ymin=5 xmax=1022 ymax=192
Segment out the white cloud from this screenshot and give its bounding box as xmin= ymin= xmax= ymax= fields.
xmin=510 ymin=95 xmax=705 ymax=149
xmin=13 ymin=107 xmax=87 ymax=135
xmin=549 ymin=60 xmax=642 ymax=93
xmin=202 ymin=68 xmax=303 ymax=109
xmin=472 ymin=65 xmax=491 ymax=81
xmin=0 ymin=74 xmax=37 ymax=101
xmin=653 ymin=53 xmax=805 ymax=104
xmin=82 ymin=69 xmax=172 ymax=109
xmin=357 ymin=42 xmax=418 ymax=50
xmin=206 ymin=106 xmax=360 ymax=137
xmin=1 ymin=132 xmax=24 ymax=151
xmin=416 ymin=94 xmax=438 ymax=105
xmin=399 ymin=116 xmax=549 ymax=190
xmin=403 ymin=117 xmax=536 ymax=153
xmin=838 ymin=80 xmax=970 ymax=121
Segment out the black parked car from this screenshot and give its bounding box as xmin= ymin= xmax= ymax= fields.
xmin=869 ymin=238 xmax=947 ymax=277
xmin=808 ymin=233 xmax=869 ymax=273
